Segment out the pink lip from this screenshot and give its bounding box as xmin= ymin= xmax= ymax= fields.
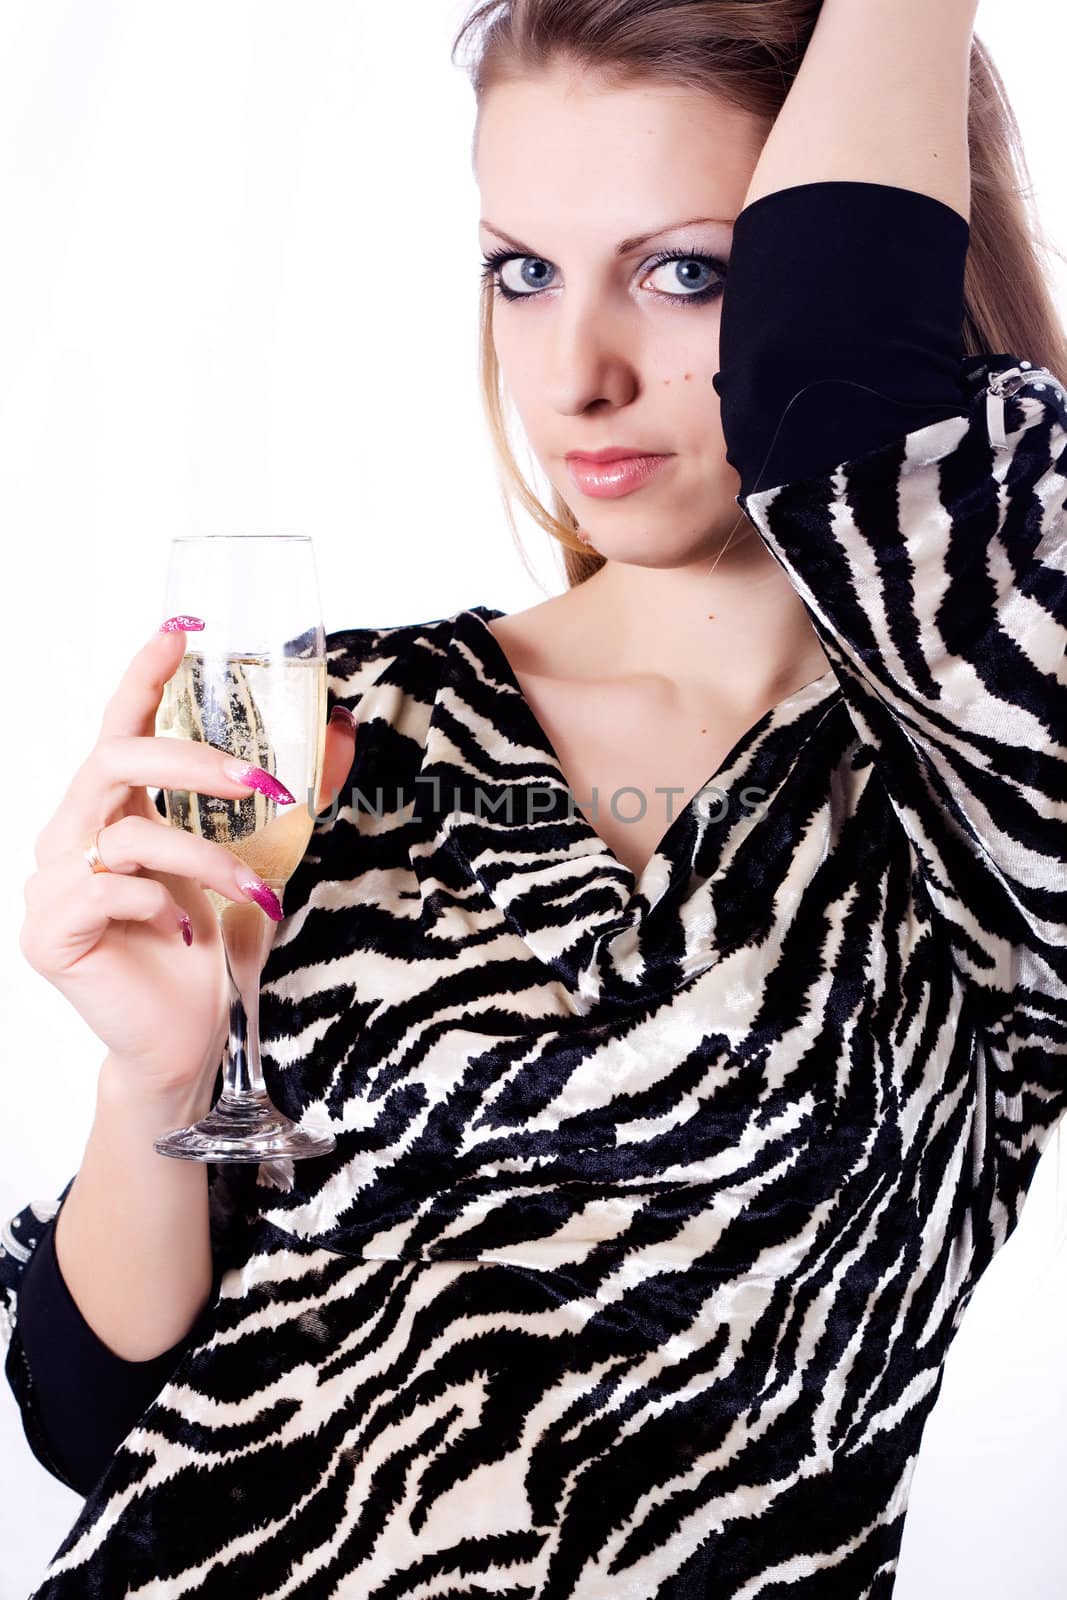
xmin=565 ymin=453 xmax=673 ymax=499
xmin=566 ymin=447 xmax=664 ymax=463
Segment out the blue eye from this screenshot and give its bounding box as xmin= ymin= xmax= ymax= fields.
xmin=642 ymin=248 xmax=726 ymax=300
xmin=479 ymin=246 xmax=727 ymax=305
xmin=479 ymin=249 xmax=556 ymax=298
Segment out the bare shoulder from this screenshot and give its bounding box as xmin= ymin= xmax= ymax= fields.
xmin=486 ymin=592 xmax=582 ymax=681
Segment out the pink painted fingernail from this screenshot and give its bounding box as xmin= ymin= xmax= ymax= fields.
xmin=159 ymin=616 xmax=205 ymax=633
xmin=222 ymin=761 xmax=296 ymax=805
xmin=329 ymin=704 xmax=357 ymax=733
xmin=237 ymin=877 xmax=284 ymax=921
xmin=178 ymin=914 xmax=194 ymax=947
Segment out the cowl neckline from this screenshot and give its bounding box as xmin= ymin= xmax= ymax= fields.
xmin=413 ymin=605 xmax=842 ymax=1012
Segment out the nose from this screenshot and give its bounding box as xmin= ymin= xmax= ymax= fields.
xmin=543 ymin=293 xmax=640 ymax=416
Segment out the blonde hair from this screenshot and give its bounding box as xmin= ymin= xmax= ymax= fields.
xmin=452 ymin=0 xmax=1067 ymax=592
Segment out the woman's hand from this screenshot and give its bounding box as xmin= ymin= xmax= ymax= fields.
xmin=19 ymin=626 xmax=357 ymax=1103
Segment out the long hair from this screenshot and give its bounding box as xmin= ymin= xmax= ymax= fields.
xmin=451 ymin=0 xmax=1067 ymax=593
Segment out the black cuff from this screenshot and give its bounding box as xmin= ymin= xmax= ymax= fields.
xmin=15 ymin=1210 xmax=201 ymax=1496
xmin=712 ymin=180 xmax=972 ymax=499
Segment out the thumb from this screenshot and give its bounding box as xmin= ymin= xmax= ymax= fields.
xmin=314 ymin=707 xmax=357 ymax=815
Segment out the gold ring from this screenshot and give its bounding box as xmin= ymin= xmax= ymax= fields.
xmin=83 ymin=828 xmax=111 ymax=874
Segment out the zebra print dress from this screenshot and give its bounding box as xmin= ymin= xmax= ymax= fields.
xmin=3 ymin=354 xmax=1067 ymax=1596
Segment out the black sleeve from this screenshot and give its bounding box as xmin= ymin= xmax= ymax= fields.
xmin=711 ymin=180 xmax=972 ymax=500
xmin=11 ymin=1205 xmax=208 ymax=1497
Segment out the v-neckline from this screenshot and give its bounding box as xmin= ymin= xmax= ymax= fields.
xmin=410 ymin=605 xmax=842 ymax=1009
xmin=467 ymin=604 xmax=839 ymax=893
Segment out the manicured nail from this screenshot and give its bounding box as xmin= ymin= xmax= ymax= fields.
xmin=222 ymin=761 xmax=296 ymax=805
xmin=159 ymin=616 xmax=205 ymax=633
xmin=237 ymin=877 xmax=284 ymax=921
xmin=329 ymin=704 xmax=357 ymax=732
xmin=178 ymin=914 xmax=194 ymax=947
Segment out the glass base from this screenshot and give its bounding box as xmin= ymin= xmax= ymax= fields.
xmin=153 ymin=1092 xmax=336 ymax=1163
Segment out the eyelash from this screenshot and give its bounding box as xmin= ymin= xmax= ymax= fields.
xmin=479 ymin=245 xmax=727 ymax=306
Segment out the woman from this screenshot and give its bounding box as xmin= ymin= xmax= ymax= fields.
xmin=4 ymin=0 xmax=1066 ymax=1594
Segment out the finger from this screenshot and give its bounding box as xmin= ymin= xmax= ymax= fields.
xmin=31 ymin=628 xmax=197 ymax=863
xmin=97 ymin=620 xmax=204 ymax=744
xmin=39 ymin=735 xmax=297 ymax=867
xmin=35 ymin=813 xmax=284 ymax=917
xmin=314 ymin=709 xmax=358 ymax=815
xmin=20 ymin=871 xmax=193 ymax=978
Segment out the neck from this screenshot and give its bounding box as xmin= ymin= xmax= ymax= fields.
xmin=554 ymin=530 xmax=830 ymax=701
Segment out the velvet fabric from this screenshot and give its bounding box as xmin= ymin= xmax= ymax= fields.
xmin=3 ymin=183 xmax=1066 ymax=1597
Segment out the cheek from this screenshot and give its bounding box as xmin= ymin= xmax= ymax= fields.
xmin=654 ymin=367 xmax=722 ymax=403
xmin=492 ymin=316 xmax=541 ymax=395
xmin=649 ymin=306 xmax=722 ymax=384
xmin=653 ymin=369 xmax=727 ymax=462
xmin=651 ymin=311 xmax=726 ymax=445
xmin=490 ymin=307 xmax=520 ymax=361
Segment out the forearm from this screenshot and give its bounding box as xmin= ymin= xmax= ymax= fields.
xmin=52 ymin=1055 xmax=216 ymax=1362
xmin=743 ymin=0 xmax=979 ymax=222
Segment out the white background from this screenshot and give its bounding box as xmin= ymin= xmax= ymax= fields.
xmin=1 ymin=2 xmax=1065 ymax=1595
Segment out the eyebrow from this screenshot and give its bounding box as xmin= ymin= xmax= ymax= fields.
xmin=478 ymin=216 xmax=733 ymax=257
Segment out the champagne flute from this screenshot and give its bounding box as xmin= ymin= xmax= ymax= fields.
xmin=151 ymin=535 xmax=335 ymax=1162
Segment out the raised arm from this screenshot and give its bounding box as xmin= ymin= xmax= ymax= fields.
xmin=712 ymin=0 xmax=984 ymax=500
xmin=743 ymin=0 xmax=978 ymax=219
xmin=715 ymin=4 xmax=1067 ymax=1164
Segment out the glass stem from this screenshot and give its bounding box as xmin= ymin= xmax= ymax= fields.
xmin=217 ymin=899 xmax=278 ymax=1104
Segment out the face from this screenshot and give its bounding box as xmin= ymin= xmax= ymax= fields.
xmin=475 ymin=65 xmax=770 ymax=569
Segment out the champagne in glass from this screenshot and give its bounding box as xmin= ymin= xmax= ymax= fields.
xmin=152 ymin=535 xmax=335 ymax=1162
